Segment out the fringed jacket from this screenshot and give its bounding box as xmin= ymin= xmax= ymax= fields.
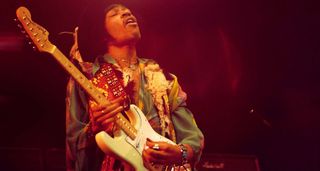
xmin=66 ymin=54 xmax=204 ymax=171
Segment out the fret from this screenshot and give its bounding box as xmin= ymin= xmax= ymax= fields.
xmin=115 ymin=113 xmax=137 ymax=139
xmin=51 ymin=48 xmax=101 ymax=103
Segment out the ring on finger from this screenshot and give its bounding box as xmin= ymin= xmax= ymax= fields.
xmin=152 ymin=143 xmax=160 ymax=150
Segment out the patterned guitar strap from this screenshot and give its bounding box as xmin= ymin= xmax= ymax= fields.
xmin=89 ymin=63 xmax=132 ymax=171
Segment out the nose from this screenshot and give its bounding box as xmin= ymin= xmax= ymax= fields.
xmin=121 ymin=11 xmax=132 ymax=18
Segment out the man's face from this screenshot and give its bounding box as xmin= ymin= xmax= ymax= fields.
xmin=105 ymin=5 xmax=141 ymax=46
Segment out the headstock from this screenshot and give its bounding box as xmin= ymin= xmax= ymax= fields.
xmin=15 ymin=6 xmax=55 ymax=53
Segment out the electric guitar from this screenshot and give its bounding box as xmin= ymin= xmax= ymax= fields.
xmin=15 ymin=6 xmax=176 ymax=171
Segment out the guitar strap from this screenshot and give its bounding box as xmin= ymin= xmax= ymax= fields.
xmin=89 ymin=63 xmax=132 ymax=171
xmin=90 ymin=63 xmax=127 ymax=100
xmin=88 ymin=62 xmax=129 ymax=135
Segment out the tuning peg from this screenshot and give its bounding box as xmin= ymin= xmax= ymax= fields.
xmin=21 ymin=30 xmax=26 ymax=34
xmin=13 ymin=18 xmax=17 ymax=22
xmin=32 ymin=46 xmax=36 ymax=51
xmin=28 ymin=41 xmax=33 ymax=45
xmin=17 ymin=24 xmax=22 ymax=28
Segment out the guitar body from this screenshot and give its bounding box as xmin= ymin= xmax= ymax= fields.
xmin=96 ymin=105 xmax=175 ymax=171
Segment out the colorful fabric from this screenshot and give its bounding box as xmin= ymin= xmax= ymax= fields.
xmin=66 ymin=54 xmax=204 ymax=171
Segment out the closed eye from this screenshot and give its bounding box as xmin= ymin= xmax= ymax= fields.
xmin=108 ymin=12 xmax=118 ymax=17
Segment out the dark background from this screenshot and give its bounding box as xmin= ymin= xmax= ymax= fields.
xmin=0 ymin=0 xmax=319 ymax=170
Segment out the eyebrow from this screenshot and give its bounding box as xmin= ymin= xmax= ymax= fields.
xmin=109 ymin=5 xmax=127 ymax=13
xmin=107 ymin=7 xmax=128 ymax=17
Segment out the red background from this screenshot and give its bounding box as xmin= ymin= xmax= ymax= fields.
xmin=0 ymin=0 xmax=319 ymax=170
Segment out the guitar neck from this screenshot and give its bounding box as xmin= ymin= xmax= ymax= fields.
xmin=51 ymin=46 xmax=106 ymax=104
xmin=51 ymin=47 xmax=137 ymax=139
xmin=15 ymin=6 xmax=137 ymax=140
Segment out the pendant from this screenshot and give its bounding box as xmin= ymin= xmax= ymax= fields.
xmin=122 ymin=67 xmax=133 ymax=86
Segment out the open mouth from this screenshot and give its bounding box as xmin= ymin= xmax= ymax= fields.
xmin=125 ymin=17 xmax=137 ymax=26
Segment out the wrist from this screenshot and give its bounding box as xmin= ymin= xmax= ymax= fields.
xmin=178 ymin=144 xmax=188 ymax=165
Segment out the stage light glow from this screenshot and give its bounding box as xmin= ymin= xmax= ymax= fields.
xmin=0 ymin=32 xmax=24 ymax=51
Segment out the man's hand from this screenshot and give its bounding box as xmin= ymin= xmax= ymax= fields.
xmin=89 ymin=96 xmax=125 ymax=133
xmin=142 ymin=139 xmax=183 ymax=168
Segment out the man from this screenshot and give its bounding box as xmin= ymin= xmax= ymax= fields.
xmin=66 ymin=2 xmax=204 ymax=170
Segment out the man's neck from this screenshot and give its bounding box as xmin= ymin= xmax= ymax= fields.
xmin=107 ymin=45 xmax=137 ymax=67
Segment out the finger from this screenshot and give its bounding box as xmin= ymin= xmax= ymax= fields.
xmin=90 ymin=100 xmax=119 ymax=112
xmin=91 ymin=110 xmax=104 ymax=121
xmin=153 ymin=158 xmax=167 ymax=165
xmin=101 ymin=117 xmax=115 ymax=127
xmin=92 ymin=102 xmax=122 ymax=118
xmin=142 ymin=147 xmax=151 ymax=162
xmin=96 ymin=106 xmax=124 ymax=123
xmin=144 ymin=148 xmax=168 ymax=165
xmin=142 ymin=153 xmax=153 ymax=170
xmin=146 ymin=140 xmax=169 ymax=151
xmin=142 ymin=147 xmax=154 ymax=167
xmin=146 ymin=138 xmax=157 ymax=148
xmin=90 ymin=96 xmax=125 ymax=116
xmin=110 ymin=96 xmax=125 ymax=104
xmin=149 ymin=148 xmax=167 ymax=160
xmin=144 ymin=144 xmax=167 ymax=161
